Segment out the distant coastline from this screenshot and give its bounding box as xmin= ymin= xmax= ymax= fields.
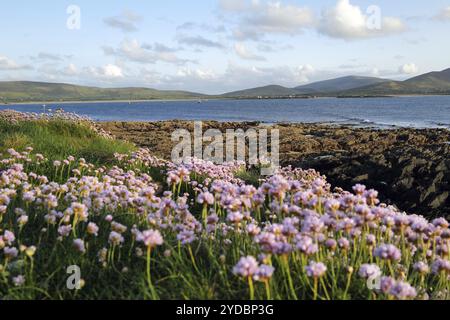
xmin=1 ymin=67 xmax=450 ymax=103
xmin=0 ymin=98 xmax=216 ymax=106
xmin=2 ymin=93 xmax=450 ymax=106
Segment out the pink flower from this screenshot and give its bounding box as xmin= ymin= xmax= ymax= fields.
xmin=233 ymin=256 xmax=259 ymax=277
xmin=138 ymin=230 xmax=164 ymax=248
xmin=73 ymin=239 xmax=86 ymax=254
xmin=358 ymin=264 xmax=381 ymax=279
xmin=87 ymin=222 xmax=99 ymax=236
xmin=374 ymin=244 xmax=401 ymax=262
xmin=108 ymin=231 xmax=124 ymax=246
xmin=197 ymin=192 xmax=215 ymax=205
xmin=305 ymin=261 xmax=327 ymax=278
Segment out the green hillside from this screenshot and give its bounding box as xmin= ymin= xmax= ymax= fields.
xmin=0 ymin=81 xmax=206 ymax=103
xmin=295 ymin=76 xmax=389 ymax=94
xmin=222 ymin=85 xmax=300 ymax=98
xmin=345 ymin=68 xmax=450 ymax=95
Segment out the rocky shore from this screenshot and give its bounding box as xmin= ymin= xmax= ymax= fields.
xmin=100 ymin=121 xmax=450 ymax=218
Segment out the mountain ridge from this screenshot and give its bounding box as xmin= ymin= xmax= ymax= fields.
xmin=223 ymin=68 xmax=450 ymax=98
xmin=1 ymin=68 xmax=450 ymax=103
xmin=345 ymin=68 xmax=450 ymax=95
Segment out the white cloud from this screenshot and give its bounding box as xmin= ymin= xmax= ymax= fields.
xmin=104 ymin=10 xmax=142 ymax=32
xmin=176 ymin=68 xmax=218 ymax=81
xmin=318 ymin=0 xmax=406 ymax=40
xmin=103 ymin=39 xmax=193 ymax=65
xmin=434 ymin=6 xmax=450 ymax=21
xmin=102 ymin=64 xmax=123 ymax=78
xmin=38 ymin=63 xmax=79 ymax=79
xmin=371 ymin=67 xmax=380 ymax=76
xmin=234 ymin=43 xmax=266 ymax=61
xmin=177 ymin=35 xmax=225 ymax=49
xmin=0 ymin=55 xmax=32 ymax=70
xmin=85 ymin=64 xmax=124 ymax=79
xmin=224 ymin=0 xmax=315 ymax=40
xmin=30 ymin=52 xmax=69 ymax=62
xmin=399 ymin=63 xmax=419 ymax=75
xmin=64 ymin=64 xmax=78 ymax=76
xmin=245 ymin=2 xmax=314 ymax=34
xmin=176 ymin=22 xmax=226 ymax=34
xmin=294 ymin=65 xmax=315 ymax=83
xmin=222 ymin=0 xmax=406 ymax=41
xmin=162 ymin=62 xmax=318 ymax=93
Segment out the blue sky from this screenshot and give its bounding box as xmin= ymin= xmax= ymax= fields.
xmin=0 ymin=0 xmax=449 ymax=93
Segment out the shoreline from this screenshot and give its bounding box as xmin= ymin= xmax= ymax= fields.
xmin=94 ymin=119 xmax=450 ymax=130
xmin=1 ymin=94 xmax=450 ymax=106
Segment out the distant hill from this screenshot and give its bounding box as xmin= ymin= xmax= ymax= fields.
xmin=295 ymin=76 xmax=389 ymax=94
xmin=0 ymin=81 xmax=206 ymax=103
xmin=2 ymin=68 xmax=450 ymax=103
xmin=345 ymin=68 xmax=450 ymax=95
xmin=222 ymin=76 xmax=390 ymax=98
xmin=222 ymin=85 xmax=299 ymax=98
xmin=403 ymin=68 xmax=450 ymax=92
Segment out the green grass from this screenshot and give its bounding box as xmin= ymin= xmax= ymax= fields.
xmin=0 ymin=120 xmax=135 ymax=164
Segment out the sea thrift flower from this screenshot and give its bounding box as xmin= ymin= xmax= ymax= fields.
xmin=139 ymin=230 xmax=163 ymax=248
xmin=58 ymin=225 xmax=72 ymax=237
xmin=338 ymin=237 xmax=350 ymax=250
xmin=353 ymin=184 xmax=366 ymax=195
xmin=98 ymin=248 xmax=108 ymax=263
xmin=253 ymin=264 xmax=275 ymax=282
xmin=305 ymin=261 xmax=327 ymax=278
xmin=246 ymin=223 xmax=261 ymax=237
xmin=4 ymin=247 xmax=18 ymax=259
xmin=358 ymin=264 xmax=381 ymax=279
xmin=325 ymin=199 xmax=341 ymax=212
xmin=3 ymin=230 xmax=15 ymax=245
xmin=73 ymin=239 xmax=86 ymax=254
xmin=12 ymin=275 xmax=25 ymax=287
xmin=432 ymin=217 xmax=449 ymax=229
xmin=17 ymin=215 xmax=29 ymax=226
xmin=379 ymin=276 xmax=396 ymax=294
xmin=197 ymin=192 xmax=214 ymax=205
xmin=431 ymin=258 xmax=450 ymax=275
xmin=365 ymin=234 xmax=376 ymax=246
xmin=389 ymin=281 xmax=417 ymax=300
xmin=1 ymin=134 xmax=449 ymax=300
xmin=108 ymin=231 xmax=124 ymax=246
xmin=177 ymin=230 xmax=196 ymax=245
xmin=70 ymin=202 xmax=89 ymax=221
xmin=233 ymin=256 xmax=259 ymax=277
xmin=413 ymin=261 xmax=430 ymax=274
xmin=374 ymin=244 xmax=401 ymax=262
xmin=227 ymin=211 xmax=244 ymax=224
xmin=87 ymin=222 xmax=99 ymax=236
xmin=325 ymin=239 xmax=337 ymax=251
xmin=296 ymin=235 xmax=318 ymax=256
xmin=111 ymin=221 xmax=127 ymax=234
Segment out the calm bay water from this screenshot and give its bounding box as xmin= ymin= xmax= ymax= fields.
xmin=2 ymin=96 xmax=450 ymax=128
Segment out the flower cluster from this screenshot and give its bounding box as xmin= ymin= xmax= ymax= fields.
xmin=0 ymin=140 xmax=449 ymax=300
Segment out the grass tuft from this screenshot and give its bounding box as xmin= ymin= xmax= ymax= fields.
xmin=0 ymin=120 xmax=135 ymax=164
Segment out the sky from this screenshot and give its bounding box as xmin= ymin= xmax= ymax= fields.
xmin=0 ymin=0 xmax=450 ymax=94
